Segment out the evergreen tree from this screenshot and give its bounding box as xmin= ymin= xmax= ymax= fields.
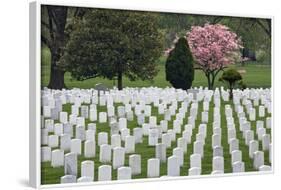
xmin=165 ymin=37 xmax=194 ymax=90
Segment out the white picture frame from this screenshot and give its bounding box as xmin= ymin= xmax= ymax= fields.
xmin=29 ymin=0 xmax=274 ymax=188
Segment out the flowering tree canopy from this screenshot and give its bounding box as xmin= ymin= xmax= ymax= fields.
xmin=186 ymin=24 xmax=242 ymax=89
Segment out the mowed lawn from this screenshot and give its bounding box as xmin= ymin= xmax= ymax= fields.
xmin=41 ymin=99 xmax=271 ymax=184
xmin=41 ymin=48 xmax=271 ymax=89
xmin=41 ymin=48 xmax=272 ymax=184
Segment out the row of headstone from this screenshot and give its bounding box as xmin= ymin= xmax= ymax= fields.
xmin=41 ymin=87 xmax=272 ymax=184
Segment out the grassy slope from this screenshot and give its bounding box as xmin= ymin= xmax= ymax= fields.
xmin=41 ymin=99 xmax=271 ymax=184
xmin=41 ymin=48 xmax=271 ymax=89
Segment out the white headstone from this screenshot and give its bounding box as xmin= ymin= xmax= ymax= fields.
xmin=266 ymin=117 xmax=271 ymax=129
xmin=60 ymin=134 xmax=71 ymax=151
xmin=145 ymin=105 xmax=151 ymax=117
xmin=262 ymin=134 xmax=270 ymax=151
xmin=84 ymin=140 xmax=96 ymax=158
xmin=75 ymin=125 xmax=85 ymax=141
xmin=249 ymin=108 xmax=256 ymax=121
xmin=121 ymin=128 xmax=130 ymax=141
xmin=77 ymin=176 xmax=93 ymax=183
xmin=64 ymin=153 xmax=77 ymax=176
xmin=133 ymin=128 xmax=143 ymax=143
xmin=129 ymin=154 xmax=141 ymax=175
xmin=173 ymin=120 xmax=181 ymax=134
xmin=63 ymin=123 xmax=73 ymax=137
xmin=147 ymin=158 xmax=160 ymax=178
xmin=60 ymin=175 xmax=77 ymax=184
xmin=111 ymin=134 xmax=121 ymax=149
xmin=201 ymin=111 xmax=209 ymax=123
xmin=81 ymin=160 xmax=94 ymax=180
xmin=190 ymin=153 xmax=201 ymax=168
xmin=177 ymin=137 xmax=187 ymax=153
xmin=117 ymin=106 xmax=126 ymax=117
xmin=167 ymin=155 xmax=180 ymax=176
xmin=182 ymin=130 xmax=192 ymax=144
xmin=48 ymin=135 xmax=59 ymax=148
xmin=119 ymin=118 xmax=127 ymax=130
xmin=229 ymin=138 xmax=239 ymax=154
xmin=41 ymin=146 xmax=51 ymax=162
xmin=257 ymin=127 xmax=266 ymax=141
xmin=98 ymin=165 xmax=112 ymax=181
xmin=71 ymin=139 xmax=81 ymax=155
xmin=51 ymin=149 xmax=64 ymax=167
xmin=259 ymin=165 xmax=271 ymax=171
xmin=113 ymin=147 xmax=125 ymax=169
xmin=137 ymin=114 xmax=145 ymax=125
xmin=231 ymin=150 xmax=242 ymax=164
xmin=245 ymin=130 xmax=254 ymax=146
xmin=249 ymin=140 xmax=259 ymax=159
xmin=188 ymin=167 xmax=201 ymax=176
xmin=155 ymin=143 xmax=166 ymax=163
xmin=89 ymin=109 xmax=97 ymax=121
xmin=253 ymin=151 xmax=264 ymax=169
xmin=213 ymin=146 xmax=223 ymax=157
xmin=124 ymin=135 xmax=135 ymax=153
xmin=258 ymin=105 xmax=265 ymax=117
xmin=193 ymin=141 xmax=204 ymax=158
xmin=212 ymin=134 xmax=221 ymax=148
xmin=173 ymin=147 xmax=184 ymax=166
xmin=212 ymin=156 xmax=224 ymax=172
xmin=162 ymin=133 xmax=171 ymax=148
xmin=85 ymin=129 xmax=95 ymax=141
xmin=99 ymin=144 xmax=111 ymax=163
xmin=99 ymin=112 xmax=107 ymax=123
xmin=227 ymin=129 xmax=236 ymax=143
xmin=148 ymin=128 xmax=159 ymax=146
xmin=232 ymin=161 xmax=245 ymax=173
xmin=59 ymin=112 xmax=68 ymax=123
xmin=160 ymin=120 xmax=168 ymax=132
xmin=98 ymin=132 xmax=108 ymax=146
xmin=117 ymin=167 xmax=132 ymax=180
xmin=54 ymin=123 xmax=63 ymax=136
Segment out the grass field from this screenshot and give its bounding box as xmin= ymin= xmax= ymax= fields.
xmin=41 ymin=97 xmax=271 ymax=184
xmin=41 ymin=47 xmax=271 ymax=184
xmin=41 ymin=48 xmax=271 ymax=89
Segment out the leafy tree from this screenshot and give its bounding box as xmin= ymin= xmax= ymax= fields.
xmin=41 ymin=5 xmax=86 ymax=89
xmin=165 ymin=37 xmax=194 ymax=90
xmin=187 ymin=24 xmax=242 ymax=89
xmin=60 ymin=9 xmax=163 ymax=90
xmin=219 ymin=68 xmax=244 ymax=99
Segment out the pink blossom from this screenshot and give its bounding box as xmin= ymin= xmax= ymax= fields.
xmin=186 ymin=24 xmax=242 ymax=71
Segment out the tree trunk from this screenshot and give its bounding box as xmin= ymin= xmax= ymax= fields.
xmin=44 ymin=6 xmax=68 ymax=89
xmin=229 ymin=82 xmax=234 ymax=100
xmin=117 ymin=71 xmax=123 ymax=90
xmin=206 ymin=73 xmax=211 ymax=90
xmin=210 ymin=73 xmax=216 ymax=90
xmin=48 ymin=52 xmax=66 ymax=89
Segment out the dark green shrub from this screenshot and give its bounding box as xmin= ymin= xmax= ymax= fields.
xmin=165 ymin=37 xmax=194 ymax=90
xmin=219 ymin=68 xmax=244 ymax=99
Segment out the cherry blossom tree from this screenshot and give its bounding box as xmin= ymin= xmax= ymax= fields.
xmin=186 ymin=24 xmax=242 ymax=89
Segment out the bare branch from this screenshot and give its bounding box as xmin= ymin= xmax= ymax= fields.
xmin=256 ymin=19 xmax=271 ymax=38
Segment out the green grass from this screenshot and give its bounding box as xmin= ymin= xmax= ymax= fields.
xmin=41 ymin=48 xmax=271 ymax=89
xmin=41 ymin=47 xmax=271 ymax=184
xmin=41 ymin=98 xmax=271 ymax=185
